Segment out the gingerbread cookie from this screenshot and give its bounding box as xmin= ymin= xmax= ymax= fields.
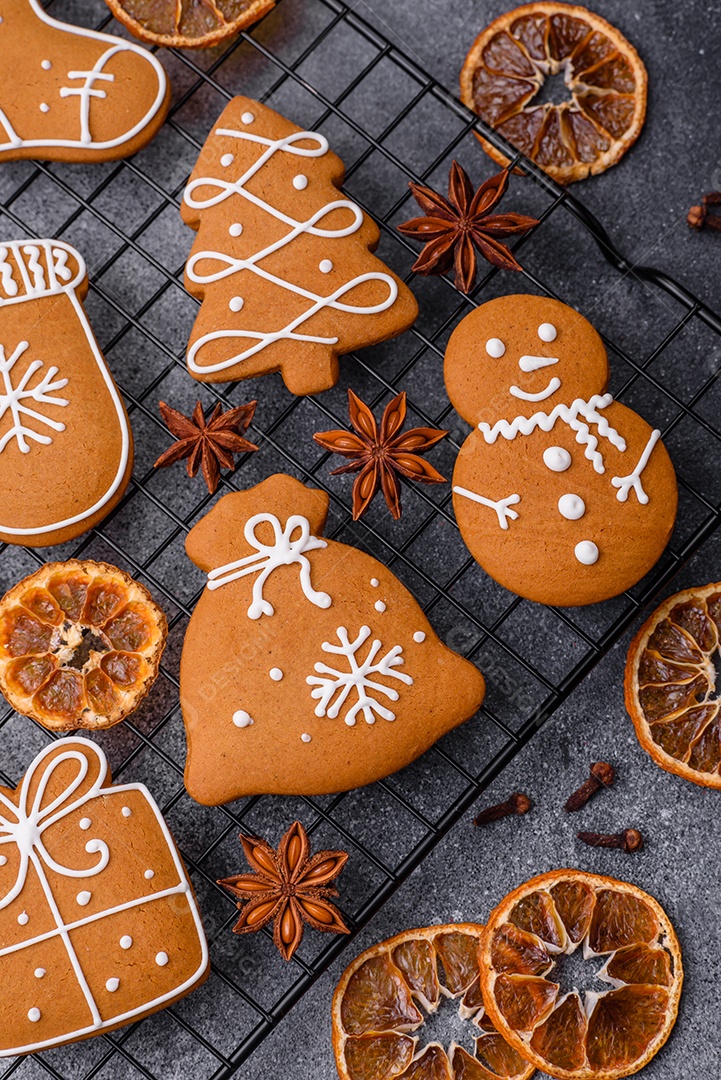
xmin=446 ymin=295 xmax=677 ymax=606
xmin=181 ymin=96 xmax=418 ymax=395
xmin=0 ymin=239 xmax=133 ymax=547
xmin=0 ymin=737 xmax=207 ymax=1057
xmin=0 ymin=0 xmax=169 ymax=162
xmin=179 ymin=474 xmax=485 ymax=803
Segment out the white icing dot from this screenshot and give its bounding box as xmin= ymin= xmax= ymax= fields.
xmin=241 ymin=112 xmax=255 ymax=124
xmin=558 ymin=494 xmax=586 ymax=520
xmin=538 ymin=322 xmax=557 ymax=343
xmin=42 ymin=60 xmax=52 ymax=70
xmin=229 ymin=296 xmax=244 ymax=313
xmin=121 ymin=807 xmax=132 ymax=818
xmin=120 ymin=935 xmax=133 ymax=950
xmin=106 ymin=978 xmax=120 ymax=992
xmin=155 ymin=951 xmax=169 ymax=967
xmin=319 ymin=259 xmax=333 ymax=273
xmin=144 ymin=869 xmax=155 ymax=880
xmin=370 ymin=578 xmax=379 ymax=587
xmin=34 ymin=968 xmax=45 ymax=979
xmin=39 ymin=103 xmax=50 ymax=113
xmin=270 ymin=668 xmax=283 ymax=682
xmin=293 ymin=174 xmax=308 ymax=190
xmin=301 ymin=733 xmax=311 ymax=743
xmin=18 ymin=912 xmax=28 ymax=925
xmin=374 ymin=600 xmax=386 ymax=613
xmin=575 ymin=540 xmax=599 ymax=565
xmin=76 ymin=890 xmax=92 ymax=907
xmin=413 ymin=631 xmax=426 ymax=643
xmin=485 ymin=337 xmax=506 ymax=358
xmin=0 ymin=855 xmax=7 ymax=866
xmin=229 ymin=222 xmax=243 ymax=237
xmin=220 ymin=153 xmax=234 ymax=167
xmin=28 ymin=1008 xmax=41 ymax=1023
xmin=233 ymin=710 xmax=253 ymax=728
xmin=543 ymin=446 xmax=571 ymax=473
xmin=79 ymin=818 xmax=91 ymax=830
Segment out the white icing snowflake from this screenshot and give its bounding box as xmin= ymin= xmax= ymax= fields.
xmin=0 ymin=340 xmax=69 ymax=454
xmin=306 ymin=625 xmax=413 ymax=726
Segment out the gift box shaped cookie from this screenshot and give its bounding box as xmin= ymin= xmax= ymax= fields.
xmin=0 ymin=738 xmax=208 ymax=1056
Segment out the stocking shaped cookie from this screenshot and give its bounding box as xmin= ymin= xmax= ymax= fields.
xmin=0 ymin=0 xmax=169 ymax=162
xmin=181 ymin=96 xmax=418 ymax=395
xmin=0 ymin=239 xmax=133 ymax=547
xmin=180 ymin=474 xmax=485 ymax=803
xmin=446 ymin=295 xmax=677 ymax=606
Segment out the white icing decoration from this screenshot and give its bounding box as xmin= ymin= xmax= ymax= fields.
xmin=374 ymin=600 xmax=386 ymax=613
xmin=40 ymin=103 xmax=50 ymax=114
xmin=538 ymin=322 xmax=557 ymax=342
xmin=229 ymin=296 xmax=244 ymax=312
xmin=144 ymin=869 xmax=155 ymax=880
xmin=28 ymin=1008 xmax=41 ymax=1023
xmin=575 ymin=540 xmax=599 ymax=565
xmin=79 ymin=818 xmax=91 ymax=830
xmin=0 ymin=738 xmax=208 ymax=1057
xmin=220 ymin=153 xmax=234 ymax=167
xmin=121 ymin=807 xmax=132 ymax=818
xmin=543 ymin=445 xmax=571 ymax=472
xmin=518 ymin=353 xmax=559 ymax=372
xmin=34 ymin=968 xmax=45 ymax=978
xmin=229 ymin=223 xmax=243 ymax=236
xmin=0 ymin=855 xmax=6 ymax=865
xmin=183 ymin=127 xmax=399 ymax=374
xmin=453 ymin=486 xmax=520 ymax=530
xmin=76 ymin=890 xmax=91 ymax=906
xmin=106 ymin=978 xmax=119 ymax=992
xmin=292 ymin=174 xmax=308 ymax=190
xmin=307 ymin=625 xmax=413 ymax=726
xmin=510 ymin=376 xmax=561 ymax=401
xmin=0 ymin=240 xmax=130 ymax=538
xmin=413 ymin=631 xmax=426 ymax=643
xmin=232 ymin=710 xmax=253 ymax=728
xmin=558 ymin=494 xmax=585 ymax=520
xmin=269 ymin=668 xmax=283 ymax=682
xmin=241 ymin=112 xmax=255 ymax=125
xmin=478 ymin=395 xmax=625 ymax=475
xmin=18 ymin=911 xmax=28 ymax=925
xmin=485 ymin=338 xmax=505 ymax=358
xmin=155 ymin=951 xmax=169 ymax=967
xmin=0 ymin=2 xmax=166 ymax=154
xmin=120 ymin=935 xmax=133 ymax=949
xmin=0 ymin=340 xmax=69 ymax=454
xmin=301 ymin=733 xmax=311 ymax=743
xmin=207 ymin=512 xmax=331 ymax=618
xmin=370 ymin=578 xmax=379 ymax=587
xmin=611 ymin=429 xmax=660 ymax=504
xmin=319 ymin=259 xmax=333 ymax=273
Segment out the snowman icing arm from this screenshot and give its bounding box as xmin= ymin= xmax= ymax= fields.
xmin=611 ymin=429 xmax=661 ymax=504
xmin=453 ymin=486 xmax=520 ymax=530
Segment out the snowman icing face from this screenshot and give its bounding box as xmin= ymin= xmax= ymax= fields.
xmin=485 ymin=319 xmax=563 ymax=404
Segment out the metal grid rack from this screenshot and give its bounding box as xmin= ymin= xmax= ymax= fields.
xmin=1 ymin=0 xmax=721 ymax=1076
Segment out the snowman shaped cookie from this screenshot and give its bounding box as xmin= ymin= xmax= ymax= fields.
xmin=446 ymin=295 xmax=677 ymax=606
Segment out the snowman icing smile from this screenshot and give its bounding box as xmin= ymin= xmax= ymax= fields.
xmin=445 ymin=295 xmax=677 ymax=607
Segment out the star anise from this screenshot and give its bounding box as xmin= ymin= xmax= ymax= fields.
xmin=154 ymin=399 xmax=258 ymax=495
xmin=397 ymin=160 xmax=539 ymax=292
xmin=314 ymin=389 xmax=448 ymax=520
xmin=218 ymin=821 xmax=349 ymax=962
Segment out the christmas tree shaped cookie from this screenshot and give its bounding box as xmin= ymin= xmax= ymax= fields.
xmin=0 ymin=0 xmax=169 ymax=162
xmin=0 ymin=737 xmax=207 ymax=1057
xmin=181 ymin=96 xmax=418 ymax=395
xmin=180 ymin=474 xmax=485 ymax=803
xmin=0 ymin=239 xmax=132 ymax=547
xmin=446 ymin=295 xmax=677 ymax=606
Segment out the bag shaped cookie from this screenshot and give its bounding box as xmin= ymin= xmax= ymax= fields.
xmin=181 ymin=96 xmax=418 ymax=394
xmin=0 ymin=0 xmax=169 ymax=162
xmin=180 ymin=473 xmax=485 ymax=803
xmin=447 ymin=295 xmax=677 ymax=606
xmin=0 ymin=737 xmax=207 ymax=1056
xmin=0 ymin=239 xmax=132 ymax=547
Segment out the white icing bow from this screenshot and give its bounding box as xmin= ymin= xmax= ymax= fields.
xmin=207 ymin=511 xmax=332 ymax=619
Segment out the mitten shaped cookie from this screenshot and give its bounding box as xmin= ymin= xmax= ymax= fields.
xmin=446 ymin=295 xmax=677 ymax=606
xmin=0 ymin=0 xmax=169 ymax=162
xmin=181 ymin=96 xmax=418 ymax=394
xmin=0 ymin=239 xmax=133 ymax=547
xmin=180 ymin=474 xmax=485 ymax=803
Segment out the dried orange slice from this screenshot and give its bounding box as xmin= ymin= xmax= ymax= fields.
xmin=479 ymin=870 xmax=682 ymax=1080
xmin=625 ymin=583 xmax=721 ymax=788
xmin=460 ymin=3 xmax=647 ymax=183
xmin=104 ymin=0 xmax=275 ymax=48
xmin=332 ymin=923 xmax=534 ymax=1080
xmin=0 ymin=560 xmax=167 ymax=730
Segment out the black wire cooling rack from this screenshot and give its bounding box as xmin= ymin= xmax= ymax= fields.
xmin=2 ymin=0 xmax=721 ymax=1076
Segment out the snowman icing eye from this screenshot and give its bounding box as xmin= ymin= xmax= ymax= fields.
xmin=538 ymin=322 xmax=557 ymax=343
xmin=486 ymin=338 xmax=505 ymax=358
